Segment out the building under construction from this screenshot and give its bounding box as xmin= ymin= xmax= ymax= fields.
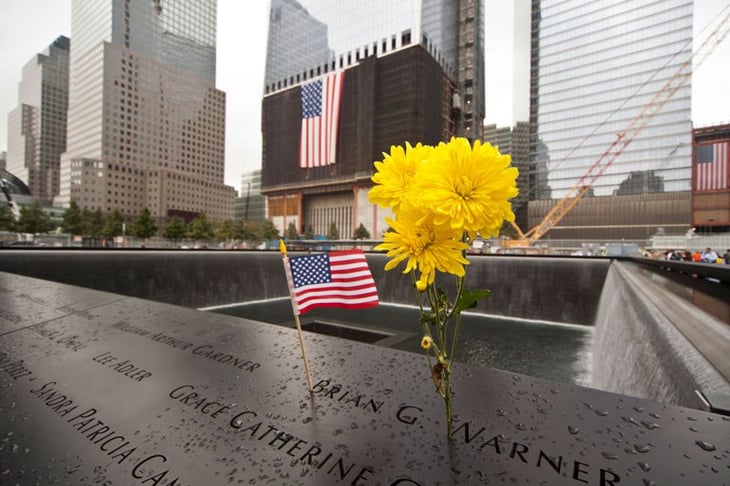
xmin=260 ymin=0 xmax=484 ymax=238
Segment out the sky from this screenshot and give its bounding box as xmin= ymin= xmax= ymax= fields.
xmin=0 ymin=1 xmax=728 ymax=194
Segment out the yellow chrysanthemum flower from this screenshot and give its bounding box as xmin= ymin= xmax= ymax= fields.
xmin=369 ymin=142 xmax=433 ymax=211
xmin=413 ymin=137 xmax=518 ymax=239
xmin=374 ymin=206 xmax=469 ymax=285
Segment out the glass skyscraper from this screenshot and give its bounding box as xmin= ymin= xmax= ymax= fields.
xmin=236 ymin=169 xmax=266 ymax=222
xmin=58 ymin=0 xmax=235 ymax=223
xmin=527 ymin=0 xmax=693 ymax=240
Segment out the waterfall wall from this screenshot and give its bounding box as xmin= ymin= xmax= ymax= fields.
xmin=592 ymin=261 xmax=730 ymax=407
xmin=0 ymin=250 xmax=609 ymax=325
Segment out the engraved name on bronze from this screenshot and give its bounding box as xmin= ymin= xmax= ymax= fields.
xmin=0 ymin=350 xmax=33 ymax=380
xmin=92 ymin=351 xmax=152 ymax=382
xmin=28 ymin=322 xmax=87 ymax=351
xmin=29 ymin=380 xmax=183 ymax=485
xmin=111 ymin=321 xmax=262 ymax=372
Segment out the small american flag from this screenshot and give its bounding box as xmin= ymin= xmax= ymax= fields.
xmin=299 ymin=71 xmax=345 ymax=168
xmin=695 ymin=141 xmax=729 ymax=191
xmin=285 ymin=249 xmax=379 ymax=315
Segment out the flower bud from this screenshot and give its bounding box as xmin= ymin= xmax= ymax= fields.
xmin=421 ymin=335 xmax=434 ymax=350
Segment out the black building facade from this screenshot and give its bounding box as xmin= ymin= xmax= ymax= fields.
xmin=261 ymin=46 xmax=455 ymax=238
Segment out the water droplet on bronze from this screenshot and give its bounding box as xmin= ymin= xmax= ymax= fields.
xmin=695 ymin=440 xmax=716 ymax=452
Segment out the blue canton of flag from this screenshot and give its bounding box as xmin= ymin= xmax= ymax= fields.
xmin=696 ymin=145 xmax=713 ymax=163
xmin=302 ymin=81 xmax=323 ymax=119
xmin=290 ymin=253 xmax=331 ymax=288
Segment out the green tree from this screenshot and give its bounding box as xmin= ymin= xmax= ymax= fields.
xmin=17 ymin=204 xmax=53 ymax=234
xmin=0 ymin=205 xmax=16 ymax=231
xmin=302 ymin=224 xmax=314 ymax=239
xmin=215 ymin=219 xmax=235 ymax=241
xmin=353 ymin=222 xmax=371 ymax=240
xmin=260 ymin=219 xmax=280 ymax=241
xmin=186 ymin=214 xmax=214 ymax=240
xmin=129 ymin=208 xmax=158 ymax=238
xmin=232 ymin=219 xmax=246 ymax=241
xmin=163 ymin=216 xmax=187 ymax=241
xmin=285 ymin=221 xmax=299 ymax=240
xmin=327 ymin=222 xmax=339 ymax=240
xmin=61 ymin=200 xmax=83 ymax=235
xmin=81 ymin=208 xmax=104 ymax=237
xmin=101 ymin=209 xmax=124 ymax=238
xmin=234 ymin=219 xmax=260 ymax=243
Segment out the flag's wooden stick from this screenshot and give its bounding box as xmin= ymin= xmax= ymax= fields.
xmin=280 ymin=239 xmax=314 ymax=392
xmin=293 ymin=313 xmax=313 ymax=392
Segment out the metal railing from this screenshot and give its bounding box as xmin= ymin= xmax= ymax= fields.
xmin=628 ymin=255 xmax=730 ymax=285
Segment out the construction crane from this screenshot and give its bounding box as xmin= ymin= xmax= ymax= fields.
xmin=505 ymin=7 xmax=730 ymax=248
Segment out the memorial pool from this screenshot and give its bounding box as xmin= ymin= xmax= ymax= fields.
xmin=209 ymin=301 xmax=594 ymax=386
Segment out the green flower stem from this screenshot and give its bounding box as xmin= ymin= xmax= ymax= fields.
xmin=447 ymin=274 xmax=466 ymax=319
xmin=440 ymin=236 xmax=470 ymax=437
xmin=443 ymin=367 xmax=452 ymax=437
xmin=411 ymin=259 xmax=470 ymax=439
xmin=449 ymin=315 xmax=462 ymax=372
xmin=412 ymin=273 xmax=426 ymax=311
xmin=428 ymin=285 xmax=447 ymax=356
xmin=448 ymin=275 xmax=465 ymax=371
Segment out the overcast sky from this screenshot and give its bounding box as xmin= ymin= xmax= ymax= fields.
xmin=0 ymin=1 xmax=728 ymax=193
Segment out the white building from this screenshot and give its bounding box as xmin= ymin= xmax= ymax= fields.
xmin=58 ymin=0 xmax=235 ymax=224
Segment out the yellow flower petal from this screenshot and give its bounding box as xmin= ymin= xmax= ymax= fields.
xmin=412 ymin=137 xmax=518 ymax=238
xmin=377 ymin=206 xmax=469 ymax=283
xmin=369 ymin=142 xmax=433 ymax=211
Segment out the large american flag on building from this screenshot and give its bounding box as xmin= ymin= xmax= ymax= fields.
xmin=299 ymin=71 xmax=345 ymax=168
xmin=694 ymin=141 xmax=729 ymax=191
xmin=285 ymin=249 xmax=379 ymax=315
